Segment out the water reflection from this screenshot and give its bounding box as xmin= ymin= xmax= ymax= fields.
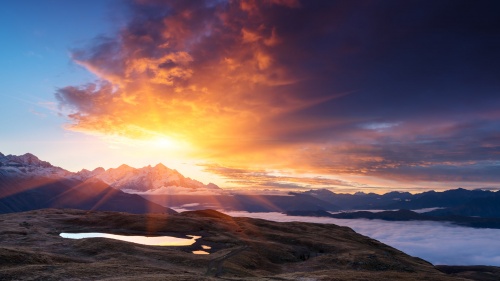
xmin=60 ymin=232 xmax=200 ymax=246
xmin=192 ymin=250 xmax=210 ymax=255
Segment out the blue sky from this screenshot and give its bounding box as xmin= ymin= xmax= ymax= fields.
xmin=1 ymin=1 xmax=128 ymax=169
xmin=0 ymin=0 xmax=114 ymax=133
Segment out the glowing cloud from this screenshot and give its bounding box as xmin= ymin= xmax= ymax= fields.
xmin=56 ymin=0 xmax=500 ymax=191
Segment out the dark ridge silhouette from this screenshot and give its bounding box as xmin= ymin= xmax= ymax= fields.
xmin=143 ymin=193 xmax=340 ymax=212
xmin=286 ymin=209 xmax=500 ymax=229
xmin=302 ymin=188 xmax=499 ymax=213
xmin=436 ymin=265 xmax=500 ymax=281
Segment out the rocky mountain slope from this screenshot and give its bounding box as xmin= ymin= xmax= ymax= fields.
xmin=75 ymin=163 xmax=220 ymax=193
xmin=0 ymin=152 xmax=71 ymax=179
xmin=0 ymin=208 xmax=474 ymax=280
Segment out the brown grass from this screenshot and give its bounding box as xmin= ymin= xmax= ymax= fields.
xmin=0 ymin=208 xmax=474 ymax=280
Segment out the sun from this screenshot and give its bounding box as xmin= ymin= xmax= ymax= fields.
xmin=151 ymin=137 xmax=177 ymax=149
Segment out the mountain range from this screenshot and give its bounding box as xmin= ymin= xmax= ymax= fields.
xmin=145 ymin=188 xmax=500 ymax=220
xmin=0 ymin=152 xmax=71 ymax=178
xmin=0 ymin=152 xmax=194 ymax=214
xmin=0 ymin=152 xmax=220 ymax=194
xmin=302 ymin=188 xmax=500 ymax=218
xmin=302 ymin=188 xmax=498 ymax=210
xmin=2 ymin=152 xmax=499 ymax=219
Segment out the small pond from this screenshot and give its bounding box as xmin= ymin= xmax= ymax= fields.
xmin=60 ymin=232 xmax=200 ymax=246
xmin=192 ymin=250 xmax=209 ymax=255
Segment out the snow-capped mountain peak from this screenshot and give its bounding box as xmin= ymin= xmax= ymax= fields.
xmin=72 ymin=161 xmax=220 ymax=194
xmin=74 ymin=167 xmax=106 ymax=180
xmin=117 ymin=164 xmax=133 ymax=170
xmin=1 ymin=152 xmax=221 ymax=194
xmin=154 ymin=163 xmax=170 ymax=170
xmin=84 ymin=163 xmax=217 ymax=193
xmin=0 ymin=152 xmax=71 ymax=178
xmin=93 ymin=167 xmax=105 ymax=174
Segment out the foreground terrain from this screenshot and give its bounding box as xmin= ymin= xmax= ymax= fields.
xmin=0 ymin=209 xmax=489 ymax=280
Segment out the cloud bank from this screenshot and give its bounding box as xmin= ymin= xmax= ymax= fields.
xmin=56 ymin=0 xmax=500 ymax=191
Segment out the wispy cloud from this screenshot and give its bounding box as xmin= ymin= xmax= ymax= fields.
xmin=202 ymin=163 xmax=355 ymax=190
xmin=29 ymin=108 xmax=47 ymax=118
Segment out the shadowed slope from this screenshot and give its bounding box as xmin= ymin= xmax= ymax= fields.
xmin=0 ymin=176 xmax=175 ymax=214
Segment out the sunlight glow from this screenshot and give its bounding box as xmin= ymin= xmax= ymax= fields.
xmin=151 ymin=137 xmax=176 ymax=149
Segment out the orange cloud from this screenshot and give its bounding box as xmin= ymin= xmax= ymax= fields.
xmin=56 ymin=0 xmax=500 ymax=191
xmin=57 ymin=1 xmax=320 ymax=163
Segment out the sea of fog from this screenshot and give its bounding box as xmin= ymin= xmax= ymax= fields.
xmin=221 ymin=211 xmax=500 ymax=266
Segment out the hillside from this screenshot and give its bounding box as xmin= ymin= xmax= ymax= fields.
xmin=0 ymin=208 xmax=471 ymax=280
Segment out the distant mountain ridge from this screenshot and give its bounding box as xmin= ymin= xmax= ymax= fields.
xmin=303 ymin=189 xmax=414 ymax=210
xmin=299 ymin=188 xmax=500 ymax=222
xmin=0 ymin=152 xmax=220 ymax=194
xmin=303 ymin=188 xmax=498 ymax=211
xmin=143 ymin=193 xmax=341 ymax=212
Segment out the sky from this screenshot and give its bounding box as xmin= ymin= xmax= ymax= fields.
xmin=1 ymin=0 xmax=500 ymax=193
